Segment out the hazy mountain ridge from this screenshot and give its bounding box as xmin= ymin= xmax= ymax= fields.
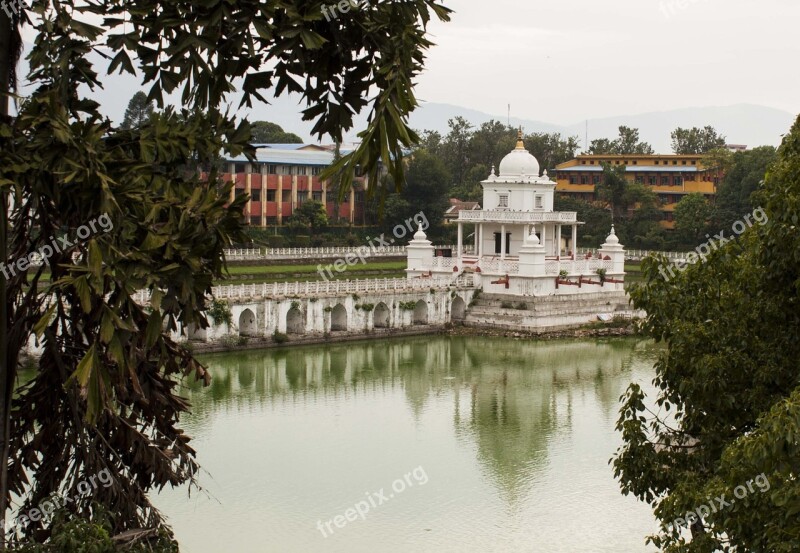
xmin=408 ymin=102 xmax=796 ymax=154
xmin=17 ymin=42 xmax=793 ymax=153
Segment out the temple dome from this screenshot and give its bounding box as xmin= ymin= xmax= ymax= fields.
xmin=498 ymin=131 xmax=540 ymax=178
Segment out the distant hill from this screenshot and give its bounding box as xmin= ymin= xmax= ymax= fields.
xmin=408 ymin=102 xmax=796 ymax=154
xmin=18 ymin=42 xmax=793 ymax=153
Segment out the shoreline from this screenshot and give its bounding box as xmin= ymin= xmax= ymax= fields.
xmin=189 ymin=321 xmax=642 ymax=355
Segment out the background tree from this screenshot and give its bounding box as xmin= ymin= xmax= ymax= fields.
xmin=671 ymin=125 xmax=727 ymax=154
xmin=595 ymin=163 xmax=659 ymax=244
xmin=249 ymin=121 xmax=303 ymax=144
xmin=288 ymin=200 xmax=328 ymax=235
xmin=440 ymin=116 xmax=473 ymax=191
xmin=587 ymin=137 xmax=616 ymax=155
xmin=120 ymin=91 xmax=155 ymax=130
xmin=588 ymin=126 xmax=653 ymax=155
xmin=553 ymin=195 xmax=612 ymax=247
xmin=0 ymin=0 xmax=451 ymax=547
xmin=614 ymin=115 xmax=800 ymax=552
xmin=383 ymin=149 xmax=450 ymax=235
xmin=616 ymin=125 xmax=654 ymax=155
xmin=712 ymin=145 xmax=777 ymax=228
xmin=673 ymin=193 xmax=712 ymax=245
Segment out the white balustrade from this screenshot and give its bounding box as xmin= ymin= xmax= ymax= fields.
xmin=458 ymin=210 xmax=578 ymax=224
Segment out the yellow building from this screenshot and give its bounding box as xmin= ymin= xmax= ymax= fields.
xmin=554 ymin=154 xmax=720 ymax=229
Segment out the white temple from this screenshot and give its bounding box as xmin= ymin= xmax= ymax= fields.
xmin=407 ymin=132 xmax=626 ymax=297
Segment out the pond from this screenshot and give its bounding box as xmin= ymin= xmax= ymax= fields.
xmin=154 ymin=335 xmax=660 ymax=552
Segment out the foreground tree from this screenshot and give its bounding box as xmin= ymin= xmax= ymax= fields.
xmin=613 ymin=116 xmax=800 ymax=552
xmin=0 ymin=0 xmax=451 ymax=548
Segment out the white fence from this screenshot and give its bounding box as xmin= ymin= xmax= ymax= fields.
xmin=224 ymin=245 xmax=473 ymax=261
xmin=133 ymin=274 xmax=478 ymax=304
xmin=576 ymin=248 xmax=687 ymax=261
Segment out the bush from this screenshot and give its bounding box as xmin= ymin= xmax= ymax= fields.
xmin=294 ymin=235 xmax=311 ymax=246
xmin=220 ymin=333 xmax=241 ymax=350
xmin=11 ymin=508 xmax=178 ymax=553
xmin=501 ymin=301 xmax=514 ymax=309
xmin=272 ymin=331 xmax=289 ymax=344
xmin=207 ymin=298 xmax=232 ymax=326
xmin=267 ymin=235 xmax=286 ymax=248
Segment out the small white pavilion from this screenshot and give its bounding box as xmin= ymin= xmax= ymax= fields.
xmin=407 ymin=132 xmax=626 ymax=297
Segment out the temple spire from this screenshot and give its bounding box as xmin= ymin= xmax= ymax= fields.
xmin=515 ymin=127 xmax=525 ymax=150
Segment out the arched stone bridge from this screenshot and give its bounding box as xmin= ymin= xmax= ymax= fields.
xmin=178 ymin=276 xmax=479 ymax=343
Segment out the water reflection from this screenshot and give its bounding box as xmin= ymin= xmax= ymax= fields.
xmin=183 ymin=337 xmax=646 ymax=506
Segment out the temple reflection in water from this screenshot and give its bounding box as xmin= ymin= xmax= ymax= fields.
xmin=181 ymin=336 xmax=653 ymax=505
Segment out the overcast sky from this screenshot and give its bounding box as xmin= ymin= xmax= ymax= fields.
xmin=18 ymin=0 xmax=800 ymax=128
xmin=413 ymin=0 xmax=800 ymax=123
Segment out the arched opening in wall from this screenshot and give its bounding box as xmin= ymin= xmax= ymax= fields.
xmin=451 ymin=296 xmax=467 ymax=321
xmin=330 ymin=304 xmax=348 ymax=332
xmin=238 ymin=308 xmax=258 ymax=337
xmin=413 ymin=300 xmax=428 ymax=325
xmin=373 ymin=302 xmax=390 ymax=328
xmin=187 ymin=323 xmax=207 ymax=342
xmin=286 ymin=307 xmax=305 ymax=335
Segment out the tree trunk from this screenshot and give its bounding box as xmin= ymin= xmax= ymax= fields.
xmin=0 ymin=9 xmax=13 ymax=549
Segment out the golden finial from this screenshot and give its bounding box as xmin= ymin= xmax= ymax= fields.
xmin=515 ymin=127 xmax=525 ymax=150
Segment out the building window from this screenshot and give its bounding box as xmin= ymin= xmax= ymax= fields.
xmin=535 ymin=195 xmax=543 ymax=209
xmin=498 ymin=193 xmax=509 ymax=208
xmin=267 ymin=164 xmax=277 ymax=175
xmin=234 ymin=163 xmax=247 ymax=174
xmin=635 ymin=176 xmax=644 ymax=184
xmin=569 ymin=176 xmax=577 ymax=185
xmin=311 ymin=166 xmax=323 ymax=176
xmin=250 ymin=215 xmax=261 ymax=226
xmin=581 ymin=160 xmax=586 ymax=165
xmin=235 ymin=188 xmax=246 ymax=198
xmin=632 ymin=160 xmax=638 ymax=165
xmin=673 ymin=160 xmax=678 ymax=165
xmin=266 ymin=189 xmax=276 ymax=202
xmin=580 ymin=175 xmax=588 ymax=185
xmin=649 ymin=176 xmax=658 ymax=185
xmin=682 ymin=160 xmax=687 ymax=165
xmin=281 ymin=190 xmax=291 ymax=202
xmin=312 ymin=191 xmax=323 ymax=202
xmin=593 ymin=175 xmax=601 ymax=185
xmin=674 ymin=176 xmax=683 ymax=186
xmin=655 ymin=161 xmax=659 ymax=165
xmin=266 ymin=216 xmax=278 ymax=225
xmin=251 ymin=188 xmax=261 ymax=202
xmin=685 ymin=174 xmax=696 ymax=182
xmin=661 ymin=176 xmax=670 ymax=185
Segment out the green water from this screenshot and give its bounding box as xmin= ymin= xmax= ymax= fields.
xmin=155 ymin=336 xmax=660 ymax=552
